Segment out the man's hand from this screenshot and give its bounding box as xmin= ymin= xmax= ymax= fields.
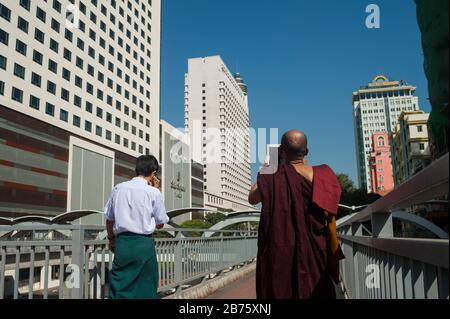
xmin=150 ymin=176 xmax=161 ymax=189
xmin=108 ymin=237 xmax=115 ymax=252
xmin=156 ymin=224 xmax=164 ymax=230
xmin=248 ymin=184 xmax=262 ymax=205
xmin=106 ymin=220 xmax=115 ymax=252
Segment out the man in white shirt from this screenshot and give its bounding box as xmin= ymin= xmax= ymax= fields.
xmin=105 ymin=155 xmax=169 ymax=299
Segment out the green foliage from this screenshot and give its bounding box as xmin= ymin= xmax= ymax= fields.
xmin=180 ymin=220 xmax=212 ymax=237
xmin=153 ymin=231 xmax=173 ymax=239
xmin=204 ymin=213 xmax=226 ymax=226
xmin=337 ymin=173 xmax=382 ymax=218
xmin=337 ymin=173 xmax=355 ymax=194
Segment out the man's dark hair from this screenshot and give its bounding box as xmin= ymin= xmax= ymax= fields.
xmin=280 ymin=130 xmax=308 ymax=159
xmin=135 ymin=155 xmax=159 ymax=177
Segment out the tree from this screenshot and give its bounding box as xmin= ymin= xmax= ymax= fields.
xmin=204 ymin=213 xmax=226 ymax=227
xmin=337 ymin=173 xmax=355 ymax=194
xmin=336 ymin=173 xmax=382 ymax=218
xmin=180 ymin=220 xmax=212 ymax=237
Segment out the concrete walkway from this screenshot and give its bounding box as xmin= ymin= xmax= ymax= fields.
xmin=206 ymin=271 xmax=257 ymax=299
xmin=205 ymin=271 xmax=346 ymax=299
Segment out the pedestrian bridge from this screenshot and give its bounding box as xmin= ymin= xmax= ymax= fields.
xmin=0 ymin=154 xmax=448 ymax=299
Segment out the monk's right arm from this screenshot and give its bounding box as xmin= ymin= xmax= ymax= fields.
xmin=248 ymin=184 xmax=262 ymax=205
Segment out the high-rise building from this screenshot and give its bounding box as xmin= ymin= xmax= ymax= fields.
xmin=184 ymin=56 xmax=253 ymax=212
xmin=0 ymin=0 xmax=161 ymax=220
xmin=160 ymin=120 xmax=205 ymax=225
xmin=369 ymin=132 xmax=395 ymax=196
xmin=352 ymin=75 xmax=420 ymax=193
xmin=391 ymin=111 xmax=432 ymax=186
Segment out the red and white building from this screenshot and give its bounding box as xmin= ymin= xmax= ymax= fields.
xmin=369 ymin=132 xmax=395 ymax=196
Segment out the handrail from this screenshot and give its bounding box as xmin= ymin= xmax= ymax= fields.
xmin=338 ymin=153 xmax=449 ymax=227
xmin=336 ymin=154 xmax=449 ymax=299
xmin=0 ymin=226 xmax=258 ymax=299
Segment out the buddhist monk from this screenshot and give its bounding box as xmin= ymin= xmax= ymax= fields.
xmin=249 ymin=130 xmax=344 ymax=299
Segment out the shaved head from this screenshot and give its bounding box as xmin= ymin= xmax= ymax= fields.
xmin=281 ymin=130 xmax=308 ymax=160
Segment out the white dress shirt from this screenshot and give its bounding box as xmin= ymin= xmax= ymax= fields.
xmin=104 ymin=177 xmax=170 ymax=236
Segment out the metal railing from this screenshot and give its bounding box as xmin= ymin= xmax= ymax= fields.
xmin=337 ymin=153 xmax=449 ymax=299
xmin=0 ymin=226 xmax=257 ymax=299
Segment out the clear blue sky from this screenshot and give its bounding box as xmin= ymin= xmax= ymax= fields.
xmin=160 ymin=0 xmax=431 ymax=185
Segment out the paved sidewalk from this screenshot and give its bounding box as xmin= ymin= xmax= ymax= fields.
xmin=205 ymin=271 xmax=345 ymax=299
xmin=206 ymin=271 xmax=257 ymax=299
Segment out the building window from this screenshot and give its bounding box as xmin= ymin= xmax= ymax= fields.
xmin=0 ymin=3 xmax=11 ymax=21
xmin=76 ymin=57 xmax=84 ymax=69
xmin=75 ymin=76 xmax=83 ymax=88
xmin=47 ymin=81 xmax=56 ymax=95
xmin=378 ymin=137 xmax=385 ymax=147
xmin=87 ymin=64 xmax=95 ymax=76
xmin=74 ymin=95 xmax=82 ymax=107
xmin=51 ymin=18 xmax=60 ymax=33
xmin=62 ymin=68 xmax=71 ymax=81
xmin=53 ymin=0 xmax=62 ymax=13
xmin=48 ymin=59 xmax=58 ymax=73
xmin=33 ymin=50 xmax=43 ymax=65
xmin=61 ymin=88 xmax=70 ymax=102
xmin=0 ymin=54 xmax=6 ymax=70
xmin=17 ymin=17 xmax=29 ymax=33
xmin=417 ymin=126 xmax=423 ymax=133
xmin=14 ymin=63 xmax=26 ymax=79
xmin=106 ymin=130 xmax=112 ymax=141
xmin=65 ymin=29 xmax=73 ymax=42
xmin=86 ymin=102 xmax=93 ymax=113
xmin=60 ymin=109 xmax=68 ymax=122
xmin=89 ymin=29 xmax=96 ymax=41
xmin=86 ymin=83 xmax=93 ymax=95
xmin=96 ymin=107 xmax=103 ymax=119
xmin=31 ymin=72 xmax=42 ymax=87
xmin=50 ymin=39 xmax=59 ymax=53
xmin=0 ymin=81 xmax=4 ymax=96
xmin=73 ymin=115 xmax=81 ymax=127
xmin=0 ymin=28 xmax=8 ymax=46
xmin=20 ymin=0 xmax=31 ymax=11
xmin=419 ymin=143 xmax=425 ymax=151
xmin=36 ymin=7 xmax=46 ymax=23
xmin=16 ymin=40 xmax=27 ymax=56
xmin=96 ymin=126 xmax=102 ymax=137
xmin=11 ymin=87 xmax=23 ymax=103
xmin=85 ymin=121 xmax=92 ymax=132
xmin=77 ymin=38 xmax=85 ymax=50
xmin=29 ymin=95 xmax=40 ymax=110
xmin=45 ymin=103 xmax=55 ymax=116
xmin=34 ymin=28 xmax=45 ymax=43
xmin=63 ymin=48 xmax=72 ymax=61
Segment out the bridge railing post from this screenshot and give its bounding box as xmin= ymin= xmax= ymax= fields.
xmin=350 ymin=222 xmax=363 ymax=299
xmin=174 ymin=237 xmax=183 ymax=295
xmin=371 ymin=212 xmax=394 ymax=238
xmin=71 ymin=227 xmax=85 ymax=299
xmin=220 ymin=233 xmax=224 ymax=270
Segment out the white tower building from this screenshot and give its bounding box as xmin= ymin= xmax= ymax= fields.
xmin=352 ymin=75 xmax=420 ymax=193
xmin=0 ymin=0 xmax=161 ymax=158
xmin=184 ymin=56 xmax=253 ymax=211
xmin=0 ymin=0 xmax=161 ymax=218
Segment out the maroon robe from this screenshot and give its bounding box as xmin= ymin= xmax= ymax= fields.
xmin=256 ymin=163 xmax=342 ymax=299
